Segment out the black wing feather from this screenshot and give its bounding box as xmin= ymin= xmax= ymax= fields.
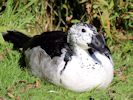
xmin=3 ymin=30 xmax=73 ymax=60
xmin=23 ymin=31 xmax=71 ymax=58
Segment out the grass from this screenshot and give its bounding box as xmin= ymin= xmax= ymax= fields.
xmin=0 ymin=0 xmax=133 ymax=99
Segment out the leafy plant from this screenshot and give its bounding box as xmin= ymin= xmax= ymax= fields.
xmin=92 ymin=0 xmax=133 ymax=39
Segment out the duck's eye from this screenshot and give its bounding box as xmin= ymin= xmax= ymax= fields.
xmin=82 ymin=28 xmax=86 ymax=32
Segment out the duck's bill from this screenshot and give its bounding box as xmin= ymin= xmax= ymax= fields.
xmin=88 ymin=34 xmax=108 ymax=54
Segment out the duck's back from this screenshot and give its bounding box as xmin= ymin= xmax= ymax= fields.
xmin=24 ymin=31 xmax=69 ymax=58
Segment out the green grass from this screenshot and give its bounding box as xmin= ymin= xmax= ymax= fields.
xmin=0 ymin=39 xmax=133 ymax=100
xmin=0 ymin=0 xmax=35 ymax=33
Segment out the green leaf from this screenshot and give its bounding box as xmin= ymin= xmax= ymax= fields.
xmin=71 ymin=19 xmax=80 ymax=23
xmin=0 ymin=32 xmax=5 ymax=44
xmin=93 ymin=4 xmax=99 ymax=9
xmin=109 ymin=0 xmax=114 ymax=9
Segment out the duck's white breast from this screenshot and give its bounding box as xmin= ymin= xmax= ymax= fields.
xmin=60 ymin=47 xmax=113 ymax=92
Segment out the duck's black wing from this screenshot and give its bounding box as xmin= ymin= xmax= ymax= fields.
xmin=23 ymin=31 xmax=72 ymax=58
xmin=3 ymin=30 xmax=73 ymax=59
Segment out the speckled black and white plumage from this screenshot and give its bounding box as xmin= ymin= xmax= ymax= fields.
xmin=3 ymin=22 xmax=114 ymax=92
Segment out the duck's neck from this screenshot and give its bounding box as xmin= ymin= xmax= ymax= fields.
xmin=71 ymin=44 xmax=90 ymax=56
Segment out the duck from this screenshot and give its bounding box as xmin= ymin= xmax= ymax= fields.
xmin=3 ymin=22 xmax=114 ymax=92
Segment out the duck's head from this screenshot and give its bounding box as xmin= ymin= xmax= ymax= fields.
xmin=68 ymin=22 xmax=107 ymax=53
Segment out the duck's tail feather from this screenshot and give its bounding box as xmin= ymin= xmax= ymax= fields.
xmin=2 ymin=31 xmax=31 ymax=49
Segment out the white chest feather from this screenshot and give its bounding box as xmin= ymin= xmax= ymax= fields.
xmin=60 ymin=46 xmax=113 ymax=92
